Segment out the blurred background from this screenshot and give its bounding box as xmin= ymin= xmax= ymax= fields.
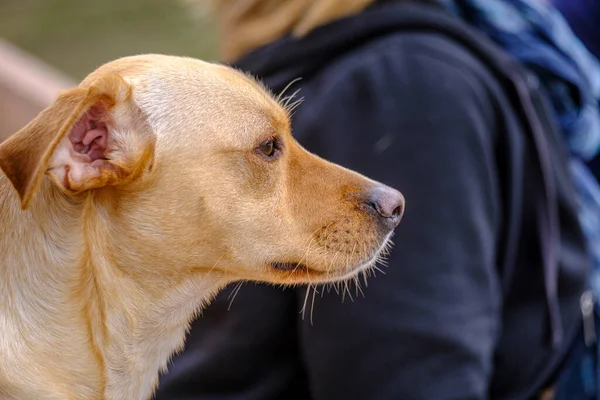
xmin=0 ymin=0 xmax=216 ymax=141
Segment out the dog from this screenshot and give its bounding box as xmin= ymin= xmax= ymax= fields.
xmin=0 ymin=54 xmax=404 ymax=400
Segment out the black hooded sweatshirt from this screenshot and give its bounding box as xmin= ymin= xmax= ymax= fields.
xmin=155 ymin=2 xmax=589 ymax=399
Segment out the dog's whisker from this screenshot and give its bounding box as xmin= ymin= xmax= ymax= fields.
xmin=301 ymin=285 xmax=311 ymax=320
xmin=204 ymin=253 xmax=225 ymax=280
xmin=350 ymin=240 xmax=358 ymax=274
xmin=353 ymin=275 xmax=365 ymax=299
xmin=286 ymin=97 xmax=305 ymax=114
xmin=298 ymin=233 xmax=318 ymax=269
xmin=276 ymin=77 xmax=302 ymax=103
xmin=227 ymin=281 xmax=244 ymax=311
xmin=341 ymin=278 xmax=353 ymax=303
xmin=282 ymin=89 xmax=302 ymax=111
xmin=310 ymin=285 xmax=318 ymax=325
xmin=333 ymin=281 xmax=340 ymax=295
xmin=227 ymin=281 xmax=242 ymax=300
xmin=305 ymin=265 xmax=313 ymax=288
xmin=345 ymin=279 xmax=354 ymax=302
xmin=372 ymin=265 xmax=386 ymax=275
xmin=292 ymin=222 xmax=333 ymax=280
xmin=327 ymin=249 xmax=342 ymax=274
xmin=361 ymin=242 xmax=371 ymax=286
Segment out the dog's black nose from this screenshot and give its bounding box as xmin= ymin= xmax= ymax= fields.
xmin=365 ymin=186 xmax=405 ymax=230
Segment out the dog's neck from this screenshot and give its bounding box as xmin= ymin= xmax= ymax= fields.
xmin=89 ymin=258 xmax=226 ymax=400
xmin=0 ymin=177 xmax=228 ymax=400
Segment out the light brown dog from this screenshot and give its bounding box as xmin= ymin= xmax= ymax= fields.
xmin=0 ymin=54 xmax=404 ymax=400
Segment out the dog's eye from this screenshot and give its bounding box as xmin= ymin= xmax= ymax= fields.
xmin=259 ymin=139 xmax=274 ymax=157
xmin=257 ymin=137 xmax=280 ymax=159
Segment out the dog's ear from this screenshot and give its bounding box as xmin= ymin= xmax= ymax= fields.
xmin=0 ymin=74 xmax=155 ymax=209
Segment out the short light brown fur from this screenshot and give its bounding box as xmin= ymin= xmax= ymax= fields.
xmin=0 ymin=55 xmax=402 ymax=399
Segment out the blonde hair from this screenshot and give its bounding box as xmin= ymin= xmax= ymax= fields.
xmin=209 ymin=0 xmax=376 ymax=61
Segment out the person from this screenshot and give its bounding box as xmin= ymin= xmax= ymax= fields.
xmin=155 ymin=0 xmax=598 ymax=399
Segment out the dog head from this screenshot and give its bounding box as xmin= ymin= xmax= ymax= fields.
xmin=0 ymin=55 xmax=404 ymax=286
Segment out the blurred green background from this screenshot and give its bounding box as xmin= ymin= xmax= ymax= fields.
xmin=0 ymin=0 xmax=218 ymax=80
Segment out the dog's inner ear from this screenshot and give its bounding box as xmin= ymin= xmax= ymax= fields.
xmin=70 ymin=105 xmax=109 ymax=163
xmin=47 ymin=94 xmax=155 ymax=198
xmin=0 ymin=74 xmax=155 ymax=209
xmin=48 ymin=99 xmax=117 ymax=193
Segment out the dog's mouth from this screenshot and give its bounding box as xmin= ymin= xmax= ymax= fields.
xmin=268 ymin=232 xmax=395 ymax=284
xmin=269 ymin=259 xmax=364 ymax=282
xmin=271 ymin=261 xmax=310 ymax=272
xmin=270 ymin=261 xmax=327 ymax=278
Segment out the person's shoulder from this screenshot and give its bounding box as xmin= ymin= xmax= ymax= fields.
xmin=303 ymin=32 xmax=501 ymax=125
xmin=358 ymin=31 xmax=489 ymax=71
xmin=309 ymin=31 xmax=500 ymax=109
